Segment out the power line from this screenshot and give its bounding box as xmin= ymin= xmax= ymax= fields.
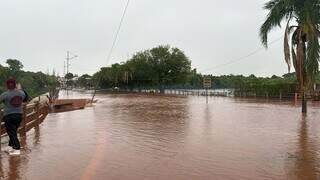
xmin=106 ymin=0 xmax=131 ymax=65
xmin=199 ymin=36 xmax=283 ymax=74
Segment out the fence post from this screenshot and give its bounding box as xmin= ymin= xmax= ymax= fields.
xmin=295 ymin=92 xmax=298 ymax=105
xmin=20 ymin=104 xmax=27 ymax=137
xmin=40 ymin=107 xmax=44 ymax=123
xmin=42 ymin=106 xmax=48 ymax=123
xmin=0 ymin=113 xmax=2 ymax=150
xmin=35 ymin=102 xmax=40 ymax=126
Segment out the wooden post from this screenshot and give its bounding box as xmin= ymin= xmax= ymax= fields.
xmin=40 ymin=107 xmax=45 ymax=123
xmin=20 ymin=104 xmax=27 ymax=137
xmin=44 ymin=106 xmax=49 ymax=122
xmin=0 ymin=113 xmax=2 ymax=150
xmin=35 ymin=102 xmax=40 ymax=126
xmin=44 ymin=106 xmax=48 ymax=122
xmin=279 ymin=92 xmax=282 ymax=100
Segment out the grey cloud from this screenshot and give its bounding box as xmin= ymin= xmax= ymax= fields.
xmin=0 ymin=0 xmax=286 ymax=77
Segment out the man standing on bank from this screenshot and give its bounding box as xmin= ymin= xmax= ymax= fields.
xmin=0 ymin=78 xmax=27 ymax=156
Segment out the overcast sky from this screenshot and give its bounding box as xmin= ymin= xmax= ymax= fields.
xmin=0 ymin=0 xmax=286 ymax=77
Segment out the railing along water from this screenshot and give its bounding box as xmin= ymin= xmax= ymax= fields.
xmin=0 ymin=102 xmax=50 ymax=150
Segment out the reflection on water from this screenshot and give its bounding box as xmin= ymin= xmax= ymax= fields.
xmin=287 ymin=115 xmax=320 ymax=180
xmin=1 ymin=92 xmax=320 ymax=180
xmin=0 ymin=157 xmax=3 ymax=179
xmin=8 ymin=157 xmax=21 ymax=180
xmin=0 ymin=152 xmax=28 ymax=180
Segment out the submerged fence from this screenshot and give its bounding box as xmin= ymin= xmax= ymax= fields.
xmin=96 ymin=88 xmax=234 ymax=97
xmin=0 ymin=103 xmax=50 ymax=150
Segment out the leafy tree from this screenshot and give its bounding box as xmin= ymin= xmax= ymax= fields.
xmin=6 ymin=59 xmax=23 ymax=72
xmin=6 ymin=59 xmax=23 ymax=77
xmin=186 ymin=69 xmax=203 ymax=88
xmin=65 ymin=73 xmax=74 ymax=80
xmin=76 ymin=74 xmax=92 ymax=88
xmin=93 ymin=45 xmax=191 ymax=92
xmin=260 ymin=0 xmax=320 ymax=113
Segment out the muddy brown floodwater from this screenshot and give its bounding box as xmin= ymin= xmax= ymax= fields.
xmin=1 ymin=91 xmax=320 ymax=180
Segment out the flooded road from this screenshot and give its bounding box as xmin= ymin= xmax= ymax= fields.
xmin=1 ymin=91 xmax=320 ymax=180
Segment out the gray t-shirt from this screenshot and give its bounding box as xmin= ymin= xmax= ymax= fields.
xmin=0 ymin=90 xmax=26 ymax=116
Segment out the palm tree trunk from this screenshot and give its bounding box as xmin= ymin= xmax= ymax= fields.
xmin=302 ymin=91 xmax=307 ymax=113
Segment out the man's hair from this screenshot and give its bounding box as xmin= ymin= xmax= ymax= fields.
xmin=6 ymin=78 xmax=16 ymax=90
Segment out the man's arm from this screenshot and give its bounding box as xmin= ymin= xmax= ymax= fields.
xmin=18 ymin=89 xmax=28 ymax=103
xmin=22 ymin=90 xmax=29 ymax=102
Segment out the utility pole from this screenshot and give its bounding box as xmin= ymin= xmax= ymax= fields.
xmin=63 ymin=61 xmax=66 ymax=77
xmin=65 ymin=51 xmax=78 ymax=75
xmin=65 ymin=51 xmax=78 ymax=94
xmin=67 ymin=51 xmax=69 ymax=75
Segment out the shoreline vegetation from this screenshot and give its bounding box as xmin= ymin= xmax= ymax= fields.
xmin=4 ymin=46 xmax=317 ymax=102
xmin=67 ymin=45 xmax=320 ymax=100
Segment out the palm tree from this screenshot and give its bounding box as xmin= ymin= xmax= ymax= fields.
xmin=260 ymin=0 xmax=320 ymax=113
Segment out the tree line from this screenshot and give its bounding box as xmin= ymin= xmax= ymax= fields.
xmin=0 ymin=59 xmax=59 ymax=98
xmin=71 ymin=45 xmax=311 ymax=98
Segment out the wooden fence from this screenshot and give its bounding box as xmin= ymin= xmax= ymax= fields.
xmin=0 ymin=103 xmax=50 ymax=150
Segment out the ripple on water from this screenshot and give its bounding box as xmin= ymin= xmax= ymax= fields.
xmin=1 ymin=92 xmax=320 ymax=180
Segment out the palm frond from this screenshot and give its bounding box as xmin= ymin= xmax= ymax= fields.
xmin=284 ymin=21 xmax=291 ymax=72
xmin=261 ymin=0 xmax=320 ymax=92
xmin=305 ymin=35 xmax=320 ymax=87
xmin=264 ymin=0 xmax=281 ymax=10
xmin=260 ymin=0 xmax=294 ymax=47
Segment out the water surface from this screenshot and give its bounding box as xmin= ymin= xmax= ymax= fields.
xmin=1 ymin=91 xmax=320 ymax=180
